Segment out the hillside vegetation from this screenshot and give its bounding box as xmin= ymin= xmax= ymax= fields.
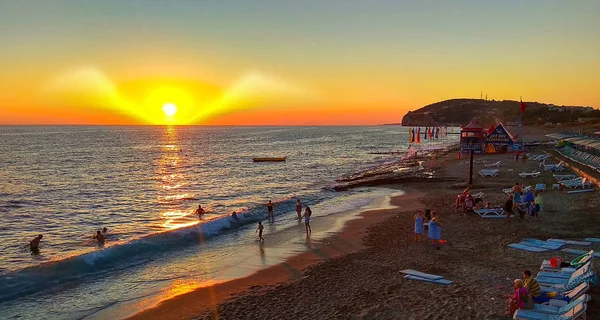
xmin=401 ymin=99 xmax=600 ymax=127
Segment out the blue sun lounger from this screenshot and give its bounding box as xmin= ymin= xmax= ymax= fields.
xmin=513 ymin=294 xmax=588 ymax=320
xmin=508 ymin=243 xmax=549 ymax=252
xmin=403 ymin=275 xmax=453 ymax=285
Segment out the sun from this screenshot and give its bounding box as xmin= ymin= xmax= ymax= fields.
xmin=162 ymin=103 xmax=177 ymax=117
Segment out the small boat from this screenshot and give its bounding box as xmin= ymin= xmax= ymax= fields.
xmin=252 ymin=157 xmax=287 ymax=162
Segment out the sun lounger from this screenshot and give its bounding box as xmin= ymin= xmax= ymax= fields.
xmin=471 ymin=191 xmax=484 ymax=198
xmin=403 ymin=274 xmax=453 ymax=285
xmin=537 ymin=263 xmax=591 ymax=287
xmin=584 ymin=238 xmax=600 ymax=243
xmin=399 ymin=269 xmax=444 ymax=280
xmin=508 ymin=243 xmax=550 ymax=252
xmin=535 ymin=184 xmax=547 ymax=192
xmin=553 ymin=174 xmax=577 ymax=181
xmin=519 ymin=171 xmax=541 ymax=178
xmin=513 ymin=294 xmax=588 ymax=320
xmin=484 ymin=161 xmax=502 ymax=167
xmin=537 ymin=261 xmax=591 ymax=279
xmin=474 ymin=208 xmax=504 ymax=217
xmin=479 ymin=169 xmax=499 ymax=177
xmin=541 ymin=250 xmax=594 ymax=273
xmin=539 ymin=270 xmax=597 ymax=292
xmin=549 ymin=239 xmax=591 ymax=246
xmin=521 ymin=239 xmax=564 ymax=250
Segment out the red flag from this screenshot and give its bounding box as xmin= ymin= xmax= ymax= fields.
xmin=520 ymin=101 xmax=527 ymax=113
xmin=487 ymin=125 xmax=495 ymax=135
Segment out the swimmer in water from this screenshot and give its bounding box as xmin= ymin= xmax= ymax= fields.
xmin=256 ymin=221 xmax=264 ymax=242
xmin=232 ymin=211 xmax=239 ymax=221
xmin=194 ymin=205 xmax=205 ymax=219
xmin=30 ymin=234 xmax=43 ymax=254
xmin=102 ymin=227 xmax=108 ymax=234
xmin=93 ymin=230 xmax=105 ymax=245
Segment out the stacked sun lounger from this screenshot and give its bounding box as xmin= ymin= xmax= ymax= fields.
xmin=400 ymin=269 xmax=453 ymax=285
xmin=558 ymin=146 xmax=600 ymax=174
xmin=508 ymin=239 xmax=566 ymax=252
xmin=513 ymin=250 xmax=597 ymax=319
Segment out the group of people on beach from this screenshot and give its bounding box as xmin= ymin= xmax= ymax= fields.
xmin=29 ymin=227 xmax=108 ymax=254
xmin=194 ymin=198 xmax=313 ymax=243
xmin=504 ymin=183 xmax=542 ymax=222
xmin=413 ymin=209 xmax=442 ymax=248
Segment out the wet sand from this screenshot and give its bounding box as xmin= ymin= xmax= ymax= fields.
xmin=130 ymin=132 xmax=600 ymax=319
xmin=129 ymin=192 xmax=423 ymax=320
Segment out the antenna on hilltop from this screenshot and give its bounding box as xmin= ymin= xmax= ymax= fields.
xmin=481 ymin=91 xmax=483 ymax=99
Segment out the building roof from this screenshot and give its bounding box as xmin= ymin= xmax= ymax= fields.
xmin=462 ymin=119 xmax=483 ymax=130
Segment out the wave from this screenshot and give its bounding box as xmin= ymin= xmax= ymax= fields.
xmin=0 ymin=193 xmax=321 ymax=304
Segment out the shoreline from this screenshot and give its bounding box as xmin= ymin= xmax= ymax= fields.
xmin=127 ymin=190 xmax=423 ymax=320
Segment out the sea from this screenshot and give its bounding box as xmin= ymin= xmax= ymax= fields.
xmin=0 ymin=125 xmax=452 ymax=319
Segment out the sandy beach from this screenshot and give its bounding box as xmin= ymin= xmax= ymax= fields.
xmin=129 ymin=131 xmax=600 ymax=320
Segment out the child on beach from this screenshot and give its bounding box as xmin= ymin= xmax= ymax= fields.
xmin=303 ymin=207 xmax=312 ymax=235
xmin=414 ymin=210 xmax=425 ymax=242
xmin=505 ymin=279 xmax=533 ymax=316
xmin=427 ymin=211 xmax=441 ymax=248
xmin=256 ymin=222 xmax=264 ymax=242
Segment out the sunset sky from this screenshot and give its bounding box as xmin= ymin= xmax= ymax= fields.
xmin=1 ymin=1 xmax=599 ymax=125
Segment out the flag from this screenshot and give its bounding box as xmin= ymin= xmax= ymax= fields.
xmin=429 ymin=127 xmax=433 ymax=139
xmin=424 ymin=127 xmax=428 ymax=140
xmin=409 ymin=128 xmax=413 ymax=143
xmin=416 ymin=128 xmax=421 ymax=143
xmin=435 ymin=127 xmax=439 ymax=139
xmin=487 ymin=124 xmax=495 ymax=135
xmin=520 ymin=100 xmax=527 ymax=113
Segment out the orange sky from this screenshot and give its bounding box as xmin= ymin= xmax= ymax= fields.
xmin=1 ymin=2 xmax=599 ymax=125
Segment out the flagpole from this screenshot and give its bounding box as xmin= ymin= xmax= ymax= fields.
xmin=520 ymin=97 xmax=524 ymax=149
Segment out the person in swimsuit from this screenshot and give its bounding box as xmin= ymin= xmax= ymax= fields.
xmin=30 ymin=234 xmax=43 ymax=254
xmin=512 ymin=183 xmax=522 ymax=204
xmin=414 ymin=210 xmax=425 ymax=242
xmin=194 ymin=205 xmax=205 ymax=219
xmin=93 ymin=230 xmax=105 ymax=245
xmin=303 ymin=206 xmax=312 ymax=235
xmin=295 ymin=199 xmax=302 ymax=219
xmin=256 ymin=221 xmax=264 ymax=242
xmin=265 ymin=200 xmax=274 ymax=222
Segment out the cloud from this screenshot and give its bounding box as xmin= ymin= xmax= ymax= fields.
xmin=40 ymin=66 xmax=124 ymax=109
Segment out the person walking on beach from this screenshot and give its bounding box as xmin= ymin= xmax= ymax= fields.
xmin=93 ymin=230 xmax=105 ymax=245
xmin=30 ymin=234 xmax=43 ymax=254
xmin=303 ymin=206 xmax=312 ymax=235
xmin=295 ymin=199 xmax=302 ymax=219
xmin=414 ymin=210 xmax=425 ymax=242
xmin=265 ymin=200 xmax=274 ymax=222
xmin=256 ymin=221 xmax=264 ymax=242
xmin=504 ymin=193 xmax=514 ymax=222
xmin=427 ymin=211 xmax=441 ymax=248
xmin=194 ymin=205 xmax=205 ymax=219
xmin=522 ymin=153 xmax=527 ymax=165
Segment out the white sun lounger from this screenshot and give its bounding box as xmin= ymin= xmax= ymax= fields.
xmin=479 ymin=169 xmax=499 ymax=177
xmin=484 ymin=161 xmax=502 ymax=167
xmin=519 ymin=171 xmax=541 ymax=178
xmin=553 ymin=174 xmax=577 ymax=181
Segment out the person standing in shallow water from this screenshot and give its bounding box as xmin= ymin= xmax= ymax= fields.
xmin=256 ymin=221 xmax=264 ymax=242
xmin=265 ymin=200 xmax=274 ymax=222
xmin=93 ymin=230 xmax=105 ymax=245
xmin=303 ymin=206 xmax=312 ymax=235
xmin=295 ymin=199 xmax=302 ymax=219
xmin=194 ymin=205 xmax=205 ymax=219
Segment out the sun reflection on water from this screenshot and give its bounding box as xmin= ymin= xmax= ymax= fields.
xmin=156 ymin=126 xmax=198 ymax=230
